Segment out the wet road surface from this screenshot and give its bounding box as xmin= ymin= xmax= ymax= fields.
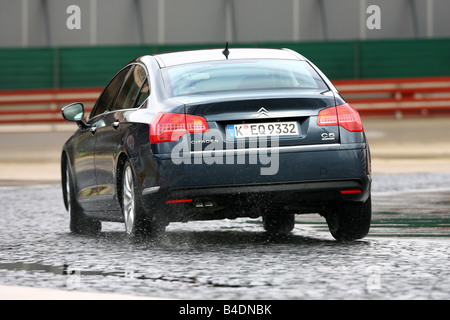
xmin=0 ymin=173 xmax=449 ymax=299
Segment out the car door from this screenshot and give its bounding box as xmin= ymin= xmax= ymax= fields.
xmin=70 ymin=125 xmax=97 ymax=212
xmin=94 ymin=64 xmax=149 ymax=212
xmin=82 ymin=65 xmax=132 ymax=212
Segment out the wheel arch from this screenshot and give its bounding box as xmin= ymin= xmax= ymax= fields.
xmin=115 ymin=152 xmax=130 ymax=210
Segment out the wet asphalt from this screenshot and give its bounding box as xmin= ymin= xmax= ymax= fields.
xmin=0 ymin=118 xmax=449 ymax=299
xmin=0 ymin=173 xmax=449 ymax=300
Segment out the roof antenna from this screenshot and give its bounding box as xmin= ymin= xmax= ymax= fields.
xmin=222 ymin=42 xmax=230 ymax=60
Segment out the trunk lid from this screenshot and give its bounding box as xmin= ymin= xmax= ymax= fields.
xmin=175 ymin=89 xmax=339 ymax=151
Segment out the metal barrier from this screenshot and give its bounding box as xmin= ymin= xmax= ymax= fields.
xmin=334 ymin=76 xmax=450 ymax=118
xmin=0 ymin=77 xmax=450 ymax=125
xmin=0 ymin=88 xmax=100 ymax=124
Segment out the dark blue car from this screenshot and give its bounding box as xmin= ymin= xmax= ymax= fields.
xmin=61 ymin=47 xmax=371 ymax=240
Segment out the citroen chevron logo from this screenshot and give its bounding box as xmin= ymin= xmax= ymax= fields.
xmin=256 ymin=107 xmax=269 ymax=118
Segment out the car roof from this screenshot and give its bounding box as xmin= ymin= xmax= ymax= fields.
xmin=153 ymin=48 xmax=305 ymax=68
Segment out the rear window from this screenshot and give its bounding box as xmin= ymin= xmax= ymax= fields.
xmin=162 ymin=59 xmax=328 ymax=97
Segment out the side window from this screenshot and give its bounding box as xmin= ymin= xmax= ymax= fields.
xmin=91 ymin=66 xmax=131 ymax=118
xmin=114 ymin=65 xmax=148 ymax=111
xmin=134 ymin=78 xmax=150 ymax=107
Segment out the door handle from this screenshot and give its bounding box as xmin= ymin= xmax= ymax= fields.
xmin=112 ymin=121 xmax=120 ymax=130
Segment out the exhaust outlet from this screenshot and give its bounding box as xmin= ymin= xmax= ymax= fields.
xmin=194 ymin=200 xmax=214 ymax=208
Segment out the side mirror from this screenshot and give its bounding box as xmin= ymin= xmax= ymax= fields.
xmin=62 ymin=103 xmax=89 ymax=129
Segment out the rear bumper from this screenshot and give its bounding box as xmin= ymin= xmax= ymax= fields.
xmin=136 ymin=143 xmax=371 ymax=220
xmin=145 ymin=177 xmax=371 ymax=222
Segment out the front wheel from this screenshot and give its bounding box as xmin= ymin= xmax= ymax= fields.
xmin=263 ymin=212 xmax=295 ymax=235
xmin=64 ymin=163 xmax=101 ymax=234
xmin=326 ymin=196 xmax=371 ymax=241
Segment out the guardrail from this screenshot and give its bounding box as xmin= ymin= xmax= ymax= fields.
xmin=0 ymin=77 xmax=449 ymax=125
xmin=0 ymin=88 xmax=100 ymax=124
xmin=335 ymin=76 xmax=450 ymax=118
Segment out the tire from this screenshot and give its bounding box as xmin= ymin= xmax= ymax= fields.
xmin=326 ymin=196 xmax=371 ymax=241
xmin=121 ymin=159 xmax=165 ymax=238
xmin=263 ymin=212 xmax=295 ymax=235
xmin=64 ymin=163 xmax=101 ymax=235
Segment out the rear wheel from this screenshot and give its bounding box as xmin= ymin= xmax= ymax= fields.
xmin=326 ymin=196 xmax=371 ymax=241
xmin=122 ymin=163 xmax=140 ymax=235
xmin=65 ymin=164 xmax=101 ymax=234
xmin=121 ymin=159 xmax=165 ymax=238
xmin=263 ymin=212 xmax=295 ymax=235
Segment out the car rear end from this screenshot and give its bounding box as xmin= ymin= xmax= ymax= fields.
xmin=142 ymin=49 xmax=371 ymax=238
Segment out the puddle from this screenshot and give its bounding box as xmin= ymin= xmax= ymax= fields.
xmin=0 ymin=262 xmax=123 ymax=277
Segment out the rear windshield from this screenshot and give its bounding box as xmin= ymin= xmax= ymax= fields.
xmin=162 ymin=59 xmax=329 ymax=97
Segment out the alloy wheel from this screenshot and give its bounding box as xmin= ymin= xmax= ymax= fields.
xmin=123 ymin=165 xmax=135 ymax=235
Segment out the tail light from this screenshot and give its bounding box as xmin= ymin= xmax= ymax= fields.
xmin=150 ymin=112 xmax=209 ymax=143
xmin=318 ymin=103 xmax=363 ymax=132
xmin=340 ymin=189 xmax=362 ymax=194
xmin=166 ymin=199 xmax=193 ymax=204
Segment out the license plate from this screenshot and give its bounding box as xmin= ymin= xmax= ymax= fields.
xmin=227 ymin=121 xmax=299 ymax=138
